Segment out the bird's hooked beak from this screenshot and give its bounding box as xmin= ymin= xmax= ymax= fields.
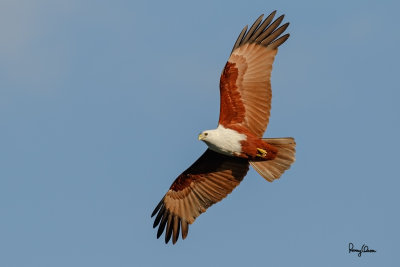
xmin=198 ymin=133 xmax=205 ymax=141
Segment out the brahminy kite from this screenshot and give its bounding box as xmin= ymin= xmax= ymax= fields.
xmin=152 ymin=11 xmax=296 ymax=244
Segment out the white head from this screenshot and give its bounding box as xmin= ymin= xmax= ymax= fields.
xmin=198 ymin=129 xmax=217 ymax=144
xmin=197 ymin=125 xmax=247 ymax=156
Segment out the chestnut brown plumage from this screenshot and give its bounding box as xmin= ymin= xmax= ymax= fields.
xmin=151 ymin=10 xmax=296 ymax=244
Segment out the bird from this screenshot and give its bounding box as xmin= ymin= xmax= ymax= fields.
xmin=151 ymin=10 xmax=296 ymax=244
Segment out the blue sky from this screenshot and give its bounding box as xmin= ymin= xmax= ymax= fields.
xmin=1 ymin=0 xmax=399 ymax=266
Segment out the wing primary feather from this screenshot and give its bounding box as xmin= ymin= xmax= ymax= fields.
xmin=165 ymin=213 xmax=174 ymax=244
xmin=153 ymin=205 xmax=165 ymax=228
xmin=157 ymin=211 xmax=169 ymax=239
xmin=268 ymin=34 xmax=290 ymax=49
xmin=172 ymin=216 xmax=180 ymax=244
xmin=181 ymin=220 xmax=189 ymax=240
xmin=260 ymin=23 xmax=289 ymax=46
xmin=241 ymin=14 xmax=264 ymax=44
xmin=255 ymin=15 xmax=284 ymax=43
xmin=249 ymin=11 xmax=277 ymax=42
xmin=151 ymin=198 xmax=164 ymax=217
xmin=231 ymin=25 xmax=248 ymax=54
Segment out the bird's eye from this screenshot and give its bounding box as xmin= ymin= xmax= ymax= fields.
xmin=204 ymin=133 xmax=208 ymax=136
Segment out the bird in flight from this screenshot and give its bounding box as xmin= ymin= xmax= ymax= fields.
xmin=151 ymin=11 xmax=296 ymax=244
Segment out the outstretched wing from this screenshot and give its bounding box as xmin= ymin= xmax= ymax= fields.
xmin=151 ymin=149 xmax=249 ymax=244
xmin=219 ymin=11 xmax=289 ymax=137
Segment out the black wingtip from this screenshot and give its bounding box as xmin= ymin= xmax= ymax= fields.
xmin=164 ymin=215 xmax=173 ymax=244
xmin=153 ymin=205 xmax=165 ymax=228
xmin=156 ymin=212 xmax=168 ymax=239
xmin=151 ymin=198 xmax=164 ymax=218
xmin=276 ymin=14 xmax=285 ymax=23
xmin=231 ymin=10 xmax=289 ymax=53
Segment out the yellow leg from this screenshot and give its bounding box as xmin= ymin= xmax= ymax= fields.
xmin=256 ymin=148 xmax=268 ymax=158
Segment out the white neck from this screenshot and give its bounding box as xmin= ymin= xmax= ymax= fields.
xmin=202 ymin=125 xmax=247 ymax=156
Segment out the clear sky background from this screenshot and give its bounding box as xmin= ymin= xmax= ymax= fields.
xmin=1 ymin=0 xmax=399 ymax=266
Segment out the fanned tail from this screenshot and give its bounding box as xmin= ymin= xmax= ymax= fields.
xmin=250 ymin=137 xmax=296 ymax=182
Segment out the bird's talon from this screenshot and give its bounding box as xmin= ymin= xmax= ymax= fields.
xmin=256 ymin=148 xmax=268 ymax=157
